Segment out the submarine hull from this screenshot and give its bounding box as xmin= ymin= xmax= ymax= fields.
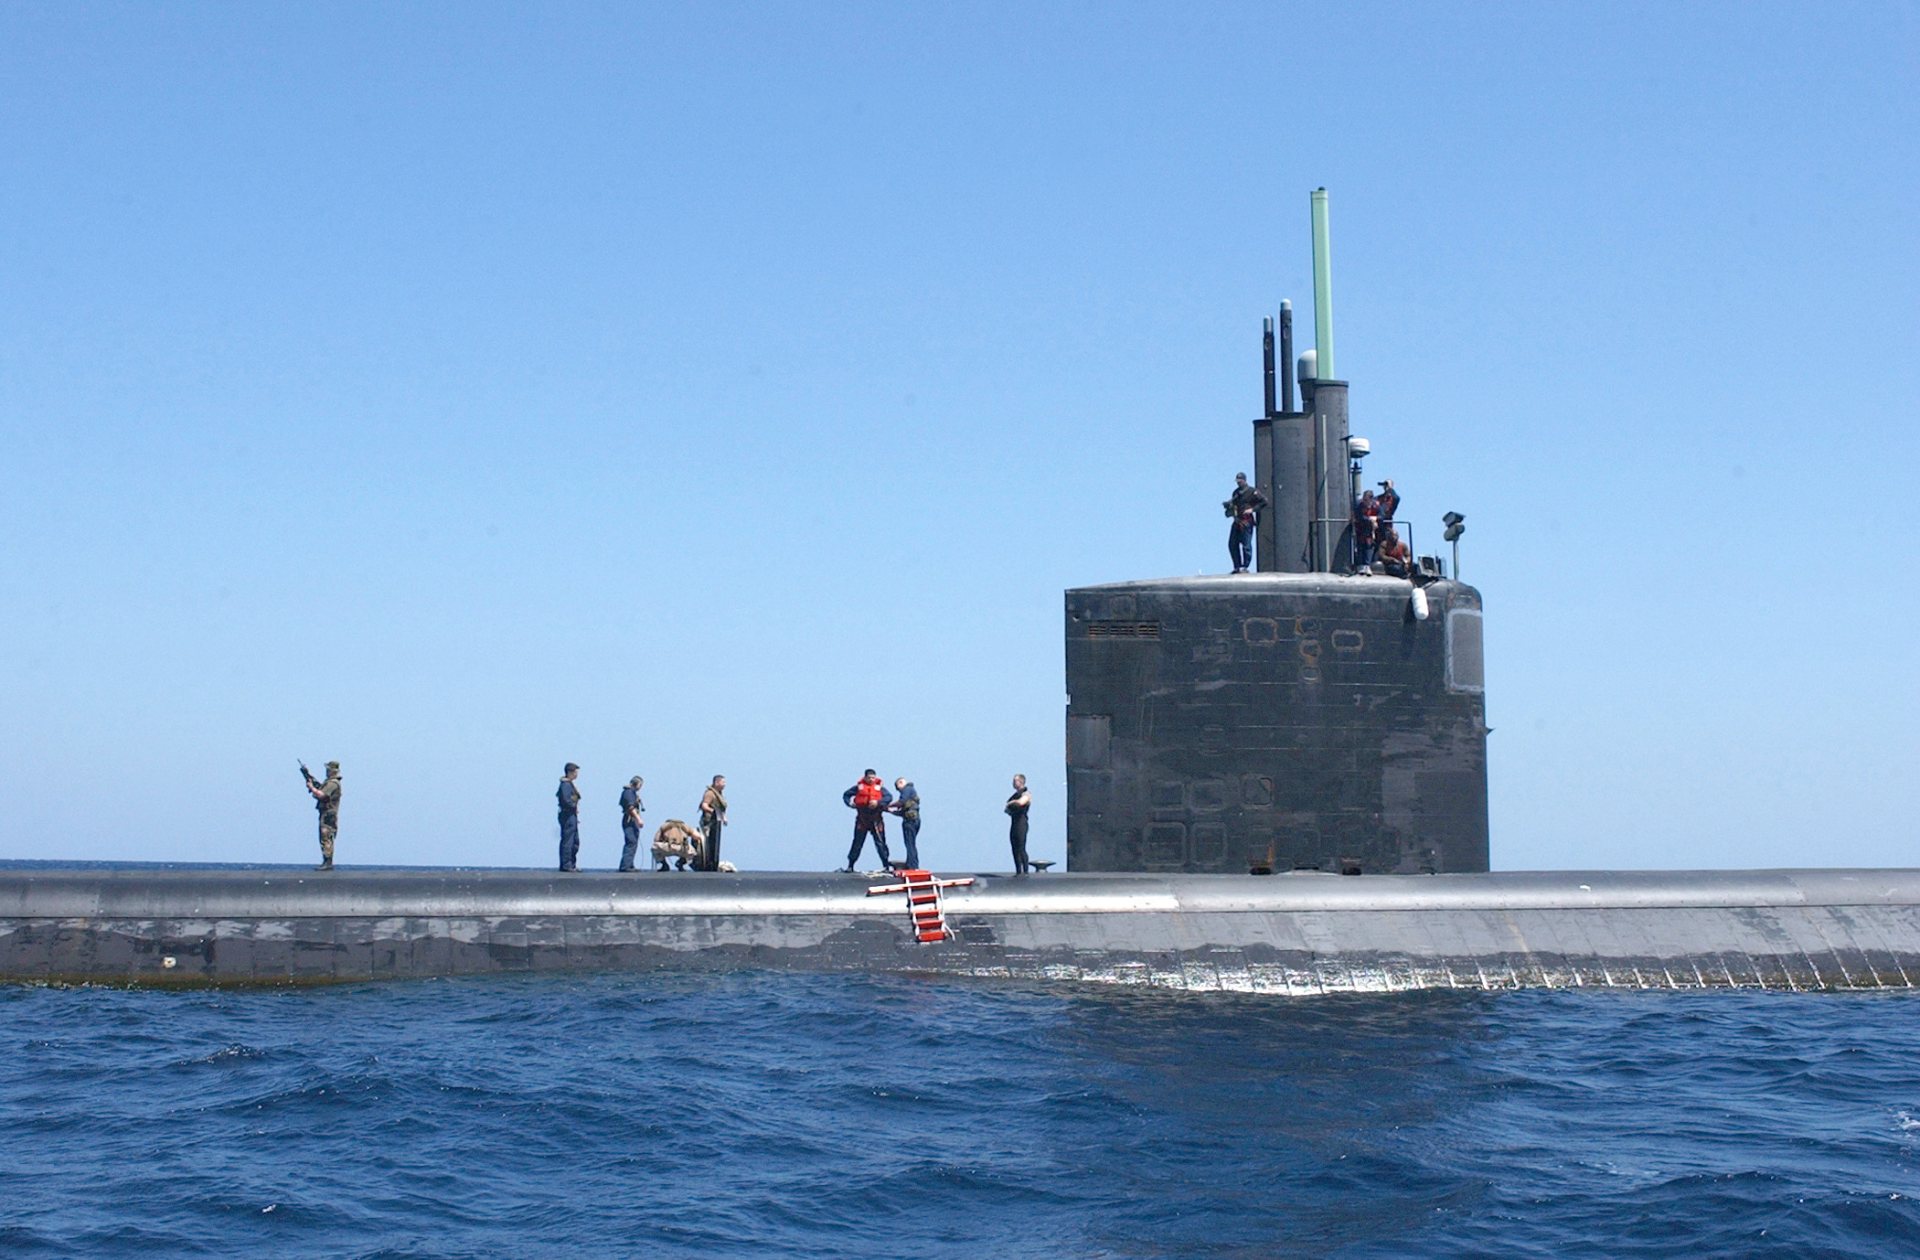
xmin=5 ymin=867 xmax=1920 ymax=993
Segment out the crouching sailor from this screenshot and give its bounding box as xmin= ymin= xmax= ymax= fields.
xmin=652 ymin=819 xmax=703 ymax=871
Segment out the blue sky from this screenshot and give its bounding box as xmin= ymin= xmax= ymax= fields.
xmin=2 ymin=2 xmax=1915 ymax=872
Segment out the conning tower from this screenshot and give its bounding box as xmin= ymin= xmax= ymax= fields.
xmin=1065 ymin=190 xmax=1491 ymax=875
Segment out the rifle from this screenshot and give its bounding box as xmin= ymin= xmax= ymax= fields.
xmin=299 ymin=760 xmax=316 ymax=789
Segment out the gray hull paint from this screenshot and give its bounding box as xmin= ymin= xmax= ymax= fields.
xmin=5 ymin=867 xmax=1920 ymax=992
xmin=1065 ymin=574 xmax=1490 ymax=877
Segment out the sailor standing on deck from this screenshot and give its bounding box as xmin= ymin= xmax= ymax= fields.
xmin=889 ymin=778 xmax=921 ymax=869
xmin=1005 ymin=774 xmax=1032 ymax=874
xmin=698 ymin=775 xmax=727 ymax=872
xmin=841 ymin=770 xmax=893 ymax=872
xmin=618 ymin=776 xmax=645 ymax=872
xmin=557 ymin=763 xmax=582 ymax=871
xmin=304 ymin=760 xmax=341 ymax=871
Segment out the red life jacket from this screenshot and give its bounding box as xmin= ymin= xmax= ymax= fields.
xmin=853 ymin=780 xmax=884 ymax=809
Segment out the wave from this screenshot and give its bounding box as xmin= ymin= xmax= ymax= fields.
xmin=2 ymin=979 xmax=1918 ymax=1257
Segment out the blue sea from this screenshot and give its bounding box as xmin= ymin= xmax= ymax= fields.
xmin=3 ymin=976 xmax=1918 ymax=1258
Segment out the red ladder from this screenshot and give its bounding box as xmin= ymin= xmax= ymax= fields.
xmin=866 ymin=869 xmax=976 ymax=943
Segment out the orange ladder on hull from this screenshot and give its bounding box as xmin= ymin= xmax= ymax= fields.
xmin=866 ymin=869 xmax=976 ymax=943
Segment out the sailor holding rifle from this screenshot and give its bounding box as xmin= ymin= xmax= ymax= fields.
xmin=299 ymin=759 xmax=341 ymax=871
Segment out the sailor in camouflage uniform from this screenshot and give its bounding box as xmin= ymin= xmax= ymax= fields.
xmin=307 ymin=760 xmax=341 ymax=870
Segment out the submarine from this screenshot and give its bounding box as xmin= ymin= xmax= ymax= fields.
xmin=5 ymin=190 xmax=1918 ymax=993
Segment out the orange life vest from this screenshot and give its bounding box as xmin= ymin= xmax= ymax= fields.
xmin=853 ymin=780 xmax=884 ymax=809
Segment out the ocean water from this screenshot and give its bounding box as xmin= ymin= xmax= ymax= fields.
xmin=2 ymin=976 xmax=1918 ymax=1259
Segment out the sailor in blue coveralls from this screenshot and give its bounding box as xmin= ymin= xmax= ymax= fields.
xmin=557 ymin=763 xmax=582 ymax=871
xmin=617 ymin=775 xmax=644 ymax=872
xmin=890 ymin=778 xmax=922 ymax=869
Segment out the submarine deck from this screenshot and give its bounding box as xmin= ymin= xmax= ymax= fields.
xmin=5 ymin=866 xmax=1919 ymax=993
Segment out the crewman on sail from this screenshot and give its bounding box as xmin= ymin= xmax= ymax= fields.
xmin=1224 ymin=472 xmax=1268 ymax=574
xmin=1377 ymin=525 xmax=1411 ymax=578
xmin=1376 ymin=478 xmax=1400 ymax=524
xmin=1351 ymin=489 xmax=1380 ymax=574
